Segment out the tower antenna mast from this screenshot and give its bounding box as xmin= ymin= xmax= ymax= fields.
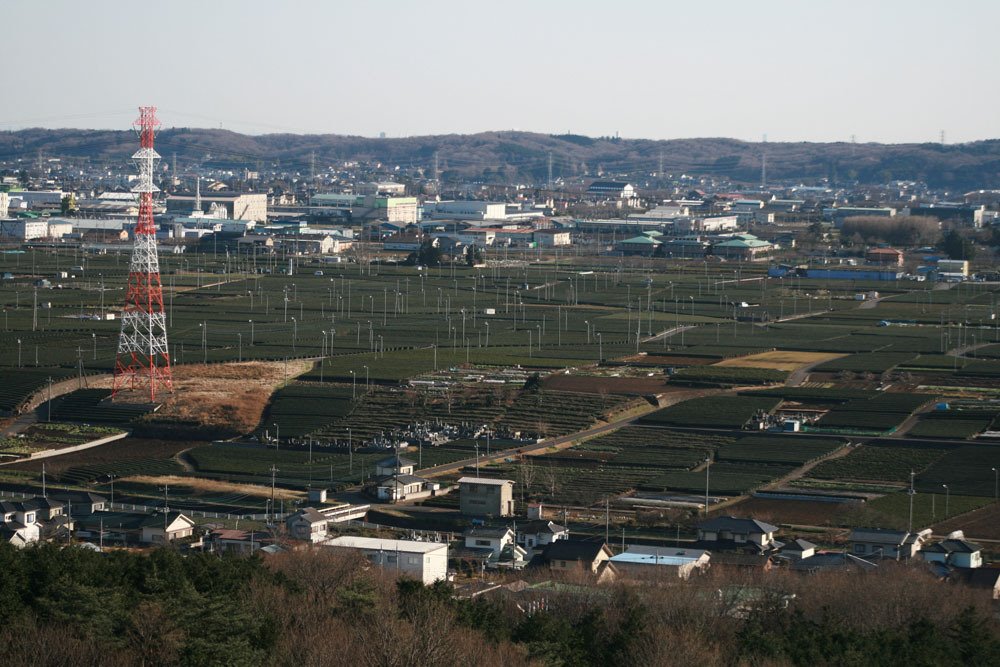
xmin=112 ymin=106 xmax=173 ymax=402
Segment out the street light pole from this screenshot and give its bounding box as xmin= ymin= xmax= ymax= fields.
xmin=942 ymin=484 xmax=950 ymax=517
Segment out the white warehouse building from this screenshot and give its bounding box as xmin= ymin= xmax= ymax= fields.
xmin=423 ymin=201 xmax=508 ymax=221
xmin=322 ymin=536 xmax=448 ymax=585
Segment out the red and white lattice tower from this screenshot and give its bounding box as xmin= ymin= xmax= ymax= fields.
xmin=112 ymin=106 xmax=172 ymax=401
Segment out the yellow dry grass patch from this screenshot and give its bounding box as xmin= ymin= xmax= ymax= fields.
xmin=97 ymin=360 xmax=312 ymax=434
xmin=122 ymin=475 xmax=304 ymax=501
xmin=713 ymin=351 xmax=844 ymax=371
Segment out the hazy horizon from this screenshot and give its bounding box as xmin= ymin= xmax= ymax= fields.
xmin=3 ymin=0 xmax=996 ymax=143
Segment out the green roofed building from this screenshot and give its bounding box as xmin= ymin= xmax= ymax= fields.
xmin=712 ymin=234 xmax=773 ymax=261
xmin=618 ymin=234 xmax=661 ymax=256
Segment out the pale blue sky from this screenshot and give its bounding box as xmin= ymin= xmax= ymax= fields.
xmin=2 ymin=0 xmax=995 ymax=143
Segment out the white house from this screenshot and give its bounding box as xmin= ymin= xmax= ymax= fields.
xmin=322 ymin=536 xmax=449 ymax=585
xmin=285 ymin=507 xmax=330 ymax=543
xmin=516 ymin=520 xmax=568 ymax=554
xmin=139 ymin=512 xmax=196 ymax=544
xmin=375 ymin=475 xmax=429 ymax=502
xmin=375 ymin=456 xmax=416 ymax=477
xmin=849 ymin=527 xmax=931 ymax=560
xmin=697 ymin=517 xmax=779 ymax=552
xmin=921 ymin=535 xmax=983 ymax=569
xmin=463 ymin=526 xmax=516 ymax=559
xmin=0 ymin=499 xmax=43 ymax=547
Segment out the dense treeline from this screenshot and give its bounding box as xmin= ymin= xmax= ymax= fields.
xmin=0 ymin=543 xmax=997 ymax=666
xmin=839 ymin=216 xmax=941 ymax=247
xmin=4 ymin=128 xmax=1000 ymax=189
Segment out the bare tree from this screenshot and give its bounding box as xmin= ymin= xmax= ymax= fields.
xmin=518 ymin=456 xmax=537 ymax=503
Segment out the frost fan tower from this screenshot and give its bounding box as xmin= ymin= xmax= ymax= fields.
xmin=112 ymin=106 xmax=172 ymax=401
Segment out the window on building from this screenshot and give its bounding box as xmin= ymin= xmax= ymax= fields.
xmin=475 ymin=539 xmax=491 ymax=547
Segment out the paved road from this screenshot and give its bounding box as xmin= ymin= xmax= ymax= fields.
xmin=416 ymin=405 xmax=659 ymax=478
xmin=2 ymin=373 xmax=112 ymax=438
xmin=416 ymin=386 xmax=740 ymax=479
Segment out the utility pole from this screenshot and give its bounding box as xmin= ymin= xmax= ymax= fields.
xmin=908 ymin=470 xmax=916 ymax=534
xmin=269 ymin=465 xmax=278 ymax=524
xmin=704 ymin=457 xmax=712 ymax=516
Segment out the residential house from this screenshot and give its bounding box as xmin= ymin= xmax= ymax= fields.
xmin=460 ymin=526 xmax=526 ymax=568
xmin=849 ymin=527 xmax=931 ymax=560
xmin=697 ymin=516 xmax=779 ymax=553
xmin=791 ymin=551 xmax=879 ymax=574
xmin=516 ymin=520 xmax=568 ymax=555
xmin=921 ymin=537 xmax=984 ymax=569
xmin=464 ymin=526 xmax=517 ymax=559
xmin=609 ymin=546 xmax=711 ymax=580
xmin=285 ymin=507 xmax=330 ymax=543
xmin=458 ymin=477 xmax=515 ymax=517
xmin=710 ymin=552 xmax=775 ymax=573
xmin=139 ymin=512 xmax=196 ymax=544
xmin=375 ymin=456 xmax=416 ymax=477
xmin=372 ymin=455 xmax=438 ymax=502
xmin=50 ymin=491 xmax=107 ymax=516
xmin=0 ymin=499 xmax=44 ymax=547
xmin=538 ymin=539 xmax=613 ymax=575
xmin=322 ymin=536 xmax=449 ymax=585
xmin=779 ymin=538 xmax=817 ymax=561
xmin=374 ymin=474 xmax=437 ymax=502
xmin=209 ymin=529 xmax=272 ymax=555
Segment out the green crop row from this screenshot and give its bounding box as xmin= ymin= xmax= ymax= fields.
xmin=640 ymin=396 xmax=781 ymax=429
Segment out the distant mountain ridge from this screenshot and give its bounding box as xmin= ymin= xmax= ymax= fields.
xmin=2 ymin=127 xmax=999 ymax=190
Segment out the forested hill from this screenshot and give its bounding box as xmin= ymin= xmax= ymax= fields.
xmin=3 ymin=127 xmax=1000 ymax=189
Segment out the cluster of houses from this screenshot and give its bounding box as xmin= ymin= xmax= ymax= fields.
xmin=4 ymin=468 xmax=997 ymax=600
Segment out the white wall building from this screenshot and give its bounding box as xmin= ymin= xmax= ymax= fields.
xmin=0 ymin=192 xmax=8 ymax=218
xmin=323 ymin=536 xmax=449 ymax=584
xmin=423 ymin=201 xmax=508 ymax=221
xmin=8 ymin=190 xmax=64 ymax=209
xmin=0 ymin=219 xmax=51 ymax=240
